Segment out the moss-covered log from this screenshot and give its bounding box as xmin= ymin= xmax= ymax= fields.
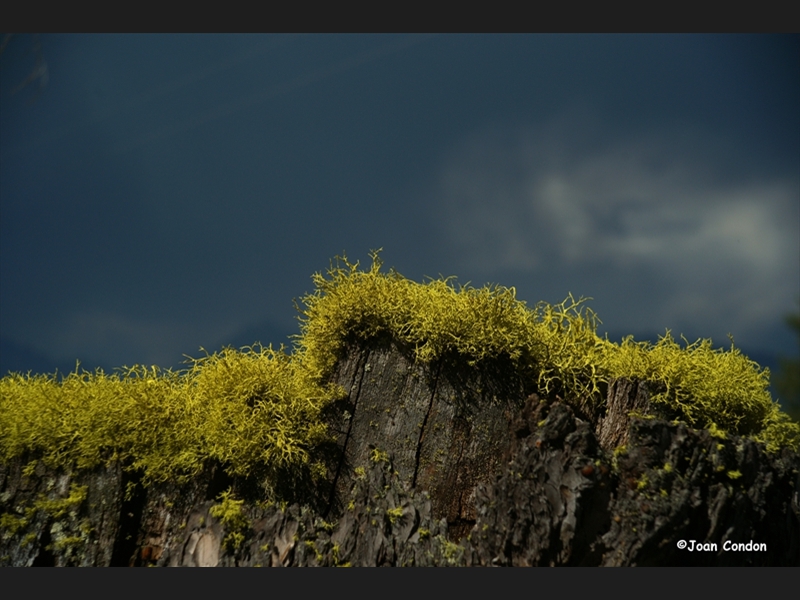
xmin=2 ymin=251 xmax=799 ymax=565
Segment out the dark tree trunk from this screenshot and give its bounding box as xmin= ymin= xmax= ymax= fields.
xmin=322 ymin=337 xmax=529 ymax=539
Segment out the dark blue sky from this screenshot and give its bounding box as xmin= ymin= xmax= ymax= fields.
xmin=1 ymin=34 xmax=798 ymax=380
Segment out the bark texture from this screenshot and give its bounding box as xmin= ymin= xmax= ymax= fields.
xmin=321 ymin=337 xmax=528 ymax=539
xmin=2 ymin=340 xmax=799 ymax=566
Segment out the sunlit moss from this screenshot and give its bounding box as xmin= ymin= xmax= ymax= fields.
xmin=597 ymin=333 xmax=778 ymax=439
xmin=0 ymin=346 xmax=343 ymax=488
xmin=294 ymin=250 xmax=605 ymax=403
xmin=0 ymin=366 xmax=199 ymax=482
xmin=0 ymin=249 xmax=797 ymax=496
xmin=293 ymin=250 xmax=798 ymax=450
xmin=210 ymin=488 xmax=250 ymax=551
xmin=180 ymin=344 xmax=338 ymax=479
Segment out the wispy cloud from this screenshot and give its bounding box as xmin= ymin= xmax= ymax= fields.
xmin=436 ymin=122 xmax=799 ymax=347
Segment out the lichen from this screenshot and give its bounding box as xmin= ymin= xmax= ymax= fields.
xmin=434 ymin=534 xmax=465 ymax=566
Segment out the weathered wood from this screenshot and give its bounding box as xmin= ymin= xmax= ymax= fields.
xmin=596 ymin=378 xmax=653 ymax=451
xmin=3 ymin=343 xmax=799 ymax=566
xmin=323 ymin=337 xmax=526 ymax=538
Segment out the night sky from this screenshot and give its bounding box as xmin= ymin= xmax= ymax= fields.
xmin=1 ymin=34 xmax=798 ymax=386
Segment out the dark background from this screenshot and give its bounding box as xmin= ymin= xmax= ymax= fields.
xmin=1 ymin=34 xmax=797 ymax=403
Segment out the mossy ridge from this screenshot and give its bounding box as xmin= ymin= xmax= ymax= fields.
xmin=293 ymin=250 xmax=606 ymax=404
xmin=1 ymin=251 xmax=797 ymax=499
xmin=597 ymin=333 xmax=797 ymax=452
xmin=293 ymin=249 xmax=798 ymax=452
xmin=0 ymin=347 xmax=343 ymax=493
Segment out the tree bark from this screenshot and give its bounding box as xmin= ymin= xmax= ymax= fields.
xmin=322 ymin=337 xmax=528 ymax=539
xmin=2 ymin=341 xmax=799 ymax=566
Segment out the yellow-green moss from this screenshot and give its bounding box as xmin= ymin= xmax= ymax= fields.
xmin=33 ymin=484 xmax=87 ymax=519
xmin=1 ymin=484 xmax=91 ymax=560
xmin=293 ymin=250 xmax=605 ymax=405
xmin=0 ymin=344 xmax=343 ymax=488
xmin=386 ymin=506 xmax=404 ymax=524
xmin=21 ymin=459 xmax=37 ymax=478
xmin=435 ymin=534 xmax=465 ymax=566
xmin=0 ymin=249 xmax=797 ymax=495
xmin=599 ymin=332 xmax=784 ymax=443
xmin=370 ymin=448 xmax=389 ymax=463
xmin=209 ymin=489 xmax=250 ymax=551
xmin=0 ymin=513 xmax=28 ymax=537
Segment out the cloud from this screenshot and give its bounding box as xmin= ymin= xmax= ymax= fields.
xmin=435 ymin=122 xmax=799 ymax=348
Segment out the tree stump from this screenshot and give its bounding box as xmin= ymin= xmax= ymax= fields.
xmin=322 ymin=336 xmax=528 ymax=539
xmin=596 ymin=378 xmax=652 ymax=451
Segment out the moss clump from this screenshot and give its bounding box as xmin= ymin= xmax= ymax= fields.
xmin=0 ymin=249 xmax=797 ymax=497
xmin=0 ymin=512 xmax=29 ymax=538
xmin=596 ymin=332 xmax=790 ymax=449
xmin=294 ymin=250 xmax=798 ymax=451
xmin=386 ymin=506 xmax=404 ymax=524
xmin=294 ymin=250 xmax=605 ymax=404
xmin=0 ymin=347 xmax=343 ymax=490
xmin=210 ymin=489 xmax=250 ymax=551
xmin=180 ymin=344 xmax=338 ymax=480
